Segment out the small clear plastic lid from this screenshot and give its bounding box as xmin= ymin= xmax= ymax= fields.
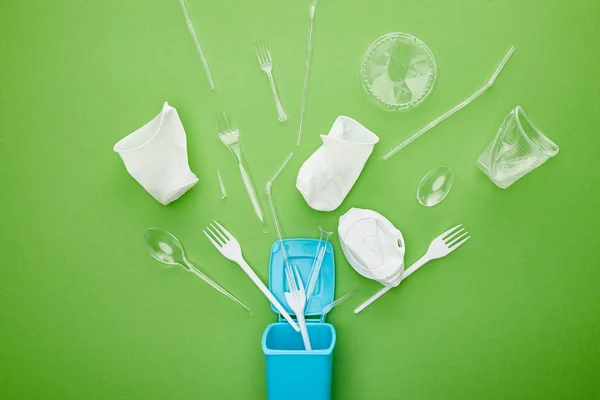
xmin=361 ymin=32 xmax=437 ymax=112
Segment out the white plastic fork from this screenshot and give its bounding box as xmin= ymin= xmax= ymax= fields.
xmin=354 ymin=224 xmax=471 ymax=314
xmin=203 ymin=221 xmax=300 ymax=332
xmin=256 ymin=42 xmax=288 ymax=122
xmin=284 ymin=265 xmax=311 ymax=350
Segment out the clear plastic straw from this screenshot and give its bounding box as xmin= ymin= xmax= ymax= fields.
xmin=383 ymin=46 xmax=515 ymax=160
xmin=296 ymin=0 xmax=321 ymax=146
xmin=178 ymin=0 xmax=216 ymax=91
xmin=266 ymin=152 xmax=295 ymax=270
xmin=305 ymin=227 xmax=333 ymax=310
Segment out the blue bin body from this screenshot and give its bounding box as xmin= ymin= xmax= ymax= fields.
xmin=263 ymin=239 xmax=337 ymax=400
xmin=262 ymin=322 xmax=336 ymax=400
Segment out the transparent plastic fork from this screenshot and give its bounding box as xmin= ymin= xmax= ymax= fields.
xmin=215 ymin=111 xmax=268 ymax=233
xmin=203 ymin=221 xmax=300 ymax=332
xmin=354 ymin=224 xmax=471 ymax=314
xmin=256 ymin=42 xmax=287 ymax=122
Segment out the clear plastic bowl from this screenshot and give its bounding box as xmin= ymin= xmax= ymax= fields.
xmin=361 ymin=33 xmax=437 ymax=112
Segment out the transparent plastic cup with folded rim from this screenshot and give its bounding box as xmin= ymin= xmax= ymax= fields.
xmin=477 ymin=106 xmax=559 ymax=189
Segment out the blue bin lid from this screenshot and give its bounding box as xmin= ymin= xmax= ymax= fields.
xmin=268 ymin=239 xmax=335 ymax=318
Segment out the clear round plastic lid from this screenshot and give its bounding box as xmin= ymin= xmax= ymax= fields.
xmin=361 ymin=33 xmax=437 ymax=112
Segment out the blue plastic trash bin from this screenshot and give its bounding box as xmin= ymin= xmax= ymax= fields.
xmin=262 ymin=239 xmax=337 ymax=400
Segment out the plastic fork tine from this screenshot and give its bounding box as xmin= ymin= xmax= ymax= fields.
xmin=441 ymin=224 xmax=462 ymax=240
xmin=264 ymin=45 xmax=272 ymax=61
xmin=255 ymin=44 xmax=263 ymax=64
xmin=213 ymin=109 xmax=222 ymax=134
xmin=213 ymin=110 xmax=229 ymax=135
xmin=210 ymin=223 xmax=228 ymax=243
xmin=205 ymin=226 xmax=224 ymax=246
xmin=203 ymin=229 xmax=222 ymax=248
xmin=213 ymin=220 xmax=232 ymax=240
xmin=256 ymin=43 xmax=265 ymax=64
xmin=261 ymin=43 xmax=267 ymax=60
xmin=450 ymin=235 xmax=471 ymax=250
xmin=448 ymin=230 xmax=469 ymax=245
xmin=445 ymin=227 xmax=466 ymax=243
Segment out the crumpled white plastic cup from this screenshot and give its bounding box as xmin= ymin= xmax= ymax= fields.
xmin=338 ymin=208 xmax=405 ymax=287
xmin=114 ymin=102 xmax=198 ymax=205
xmin=296 ymin=116 xmax=379 ymax=212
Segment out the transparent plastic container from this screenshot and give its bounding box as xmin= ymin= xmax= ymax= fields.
xmin=361 ymin=33 xmax=437 ymax=112
xmin=477 ymin=106 xmax=559 ymax=189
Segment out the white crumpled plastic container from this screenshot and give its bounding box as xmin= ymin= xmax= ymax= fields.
xmin=114 ymin=102 xmax=198 ymax=205
xmin=338 ymin=208 xmax=405 ymax=287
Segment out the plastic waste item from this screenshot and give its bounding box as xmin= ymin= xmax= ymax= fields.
xmin=284 ymin=264 xmax=312 ymax=350
xmin=354 ymin=224 xmax=470 ymax=314
xmin=217 ymin=170 xmax=227 ymax=199
xmin=177 ymin=0 xmax=215 ymax=90
xmin=477 ymin=106 xmax=559 ymax=189
xmin=384 ymin=46 xmax=516 ymax=160
xmin=361 ymin=32 xmax=437 ymax=111
xmin=114 ymin=102 xmax=198 ymax=205
xmin=297 ymin=116 xmax=379 ymax=211
xmin=297 ymin=0 xmax=321 ymax=146
xmin=266 ymin=152 xmax=295 ymax=271
xmin=417 ymin=166 xmax=453 ymax=207
xmin=305 ymin=227 xmax=334 ymax=310
xmin=256 ymin=42 xmax=288 ymax=122
xmin=203 ymin=221 xmax=300 ymax=332
xmin=338 ymin=208 xmax=405 ymax=287
xmin=142 ymin=228 xmax=251 ymax=314
xmin=319 ymin=290 xmax=359 ymax=323
xmin=215 ymin=111 xmax=268 ymax=233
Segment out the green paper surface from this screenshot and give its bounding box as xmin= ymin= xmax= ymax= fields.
xmin=1 ymin=0 xmax=600 ymax=398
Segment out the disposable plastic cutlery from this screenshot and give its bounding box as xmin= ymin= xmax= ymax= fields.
xmin=203 ymin=221 xmax=300 ymax=332
xmin=143 ymin=228 xmax=251 ymax=314
xmin=215 ymin=111 xmax=268 ymax=233
xmin=256 ymin=42 xmax=287 ymax=122
xmin=354 ymin=224 xmax=471 ymax=314
xmin=284 ymin=265 xmax=312 ymax=350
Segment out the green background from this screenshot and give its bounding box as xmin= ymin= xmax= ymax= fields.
xmin=1 ymin=0 xmax=599 ymax=398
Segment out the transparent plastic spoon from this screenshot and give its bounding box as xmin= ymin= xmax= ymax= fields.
xmin=143 ymin=228 xmax=251 ymax=315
